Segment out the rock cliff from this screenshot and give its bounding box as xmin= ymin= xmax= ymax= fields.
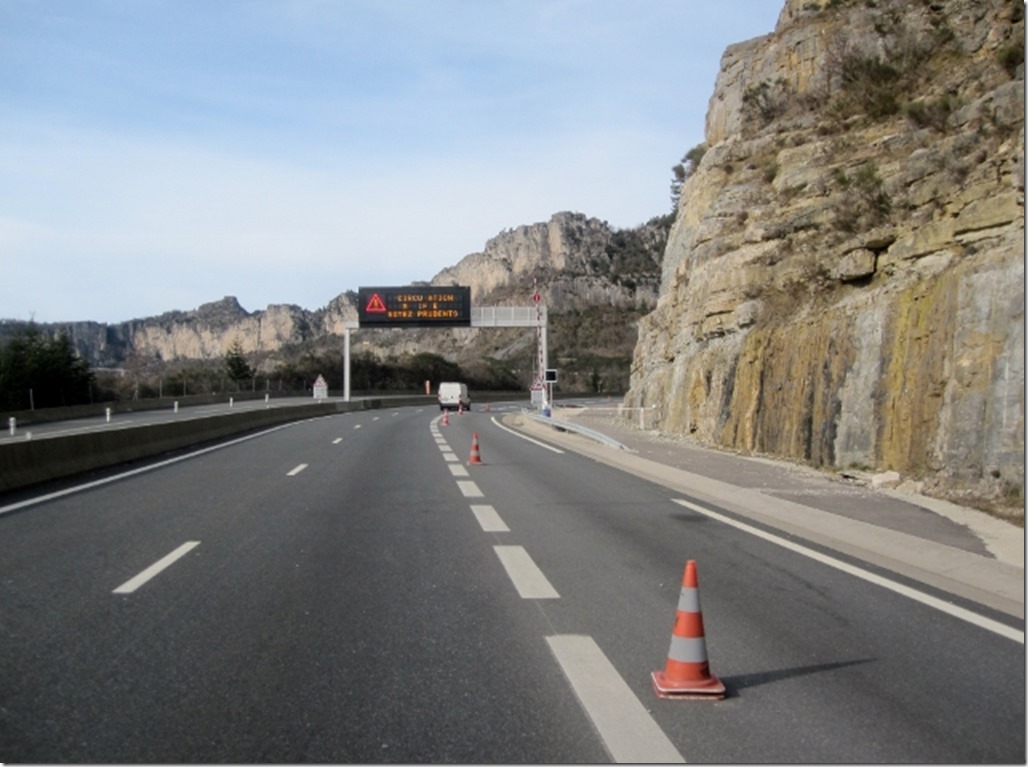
xmin=2 ymin=212 xmax=666 ymax=391
xmin=10 ymin=295 xmax=357 ymax=372
xmin=432 ymin=211 xmax=663 ymax=309
xmin=626 ymin=0 xmax=1024 ymax=513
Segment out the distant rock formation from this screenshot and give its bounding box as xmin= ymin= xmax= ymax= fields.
xmin=0 ymin=213 xmax=667 ymax=389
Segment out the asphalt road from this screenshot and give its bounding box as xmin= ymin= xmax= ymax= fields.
xmin=1 ymin=404 xmax=1023 ymax=763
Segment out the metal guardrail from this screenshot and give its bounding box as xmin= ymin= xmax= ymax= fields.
xmin=521 ymin=409 xmax=630 ymax=450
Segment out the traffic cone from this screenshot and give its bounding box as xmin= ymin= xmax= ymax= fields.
xmin=468 ymin=433 xmax=483 ymax=465
xmin=441 ymin=410 xmax=449 ymax=426
xmin=458 ymin=403 xmax=464 ymax=415
xmin=651 ymin=560 xmax=725 ymax=700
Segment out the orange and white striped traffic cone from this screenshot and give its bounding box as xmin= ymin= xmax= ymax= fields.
xmin=651 ymin=559 xmax=725 ymax=700
xmin=441 ymin=410 xmax=449 ymax=426
xmin=468 ymin=433 xmax=483 ymax=465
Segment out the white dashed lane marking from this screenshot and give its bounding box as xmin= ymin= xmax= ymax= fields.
xmin=493 ymin=545 xmax=559 ymax=599
xmin=547 ymin=635 xmax=685 ymax=763
xmin=430 ymin=414 xmax=684 ymax=762
xmin=113 ymin=541 xmax=201 ymax=595
xmin=457 ymin=480 xmax=483 ymax=498
xmin=470 ymin=504 xmax=509 ymax=532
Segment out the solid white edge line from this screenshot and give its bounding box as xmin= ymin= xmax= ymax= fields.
xmin=0 ymin=420 xmax=308 ymax=517
xmin=673 ymin=498 xmax=1025 ymax=645
xmin=493 ymin=545 xmax=560 ymax=599
xmin=547 ymin=635 xmax=685 ymax=764
xmin=490 ymin=416 xmax=564 ymax=453
xmin=113 ymin=541 xmax=201 ymax=594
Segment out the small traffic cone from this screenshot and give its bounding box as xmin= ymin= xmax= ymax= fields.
xmin=441 ymin=410 xmax=449 ymax=426
xmin=652 ymin=560 xmax=725 ymax=700
xmin=468 ymin=433 xmax=483 ymax=465
xmin=458 ymin=403 xmax=464 ymax=415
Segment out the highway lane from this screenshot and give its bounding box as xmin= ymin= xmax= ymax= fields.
xmin=0 ymin=405 xmax=1023 ymax=762
xmin=1 ymin=408 xmax=609 ymax=763
xmin=466 ymin=412 xmax=1025 ymax=762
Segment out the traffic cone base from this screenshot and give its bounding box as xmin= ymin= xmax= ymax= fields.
xmin=652 ymin=560 xmax=725 ymax=701
xmin=651 ymin=669 xmax=725 ymax=700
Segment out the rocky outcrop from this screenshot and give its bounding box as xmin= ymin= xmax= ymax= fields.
xmin=432 ymin=211 xmax=663 ymax=309
xmin=0 ymin=295 xmax=360 ymax=373
xmin=3 ymin=212 xmax=666 ymax=385
xmin=627 ymin=0 xmax=1024 ymax=512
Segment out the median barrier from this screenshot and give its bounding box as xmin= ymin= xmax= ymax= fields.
xmin=0 ymin=392 xmax=274 ymax=427
xmin=0 ymin=398 xmax=427 ymax=494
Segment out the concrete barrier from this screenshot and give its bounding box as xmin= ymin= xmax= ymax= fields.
xmin=0 ymin=396 xmax=430 ymax=494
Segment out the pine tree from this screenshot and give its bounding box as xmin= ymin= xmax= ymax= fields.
xmin=224 ymin=339 xmax=255 ymax=389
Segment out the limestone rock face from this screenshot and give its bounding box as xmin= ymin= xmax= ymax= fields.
xmin=114 ymin=296 xmax=351 ymax=367
xmin=432 ymin=211 xmax=662 ymax=309
xmin=627 ymin=0 xmax=1024 ymax=511
xmin=5 ymin=212 xmax=664 ymax=386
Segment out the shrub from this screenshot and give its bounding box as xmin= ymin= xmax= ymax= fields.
xmin=742 ymin=78 xmax=790 ymax=126
xmin=904 ymin=96 xmax=954 ymax=132
xmin=838 ymin=55 xmax=901 ymax=118
xmin=671 ymin=143 xmax=707 ymax=208
xmin=832 ymin=161 xmax=892 ymax=232
xmin=998 ymin=40 xmax=1025 ymax=78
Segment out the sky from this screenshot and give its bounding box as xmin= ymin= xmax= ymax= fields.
xmin=1 ymin=1 xmax=782 ymax=324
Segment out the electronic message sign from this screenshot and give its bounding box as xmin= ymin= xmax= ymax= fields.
xmin=357 ymin=286 xmax=472 ymax=328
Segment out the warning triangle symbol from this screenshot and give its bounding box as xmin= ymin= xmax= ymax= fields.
xmin=365 ymin=293 xmax=387 ymax=313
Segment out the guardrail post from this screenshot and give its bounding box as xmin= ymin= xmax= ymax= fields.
xmin=265 ymin=393 xmax=270 ymax=407
xmin=229 ymin=397 xmax=234 ymax=408
xmin=106 ymin=407 xmax=112 ymax=423
xmin=173 ymin=401 xmax=179 ymax=413
xmin=8 ymin=416 xmax=15 ymax=436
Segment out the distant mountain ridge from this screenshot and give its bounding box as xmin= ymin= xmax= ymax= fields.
xmin=0 ymin=211 xmax=670 ymax=390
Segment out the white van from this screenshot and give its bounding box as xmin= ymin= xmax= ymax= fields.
xmin=438 ymin=382 xmax=471 ymax=411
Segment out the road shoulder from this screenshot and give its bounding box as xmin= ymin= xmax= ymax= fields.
xmin=504 ymin=411 xmax=1025 ymax=621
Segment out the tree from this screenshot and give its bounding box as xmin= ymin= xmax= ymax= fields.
xmin=0 ymin=325 xmax=94 ymax=410
xmin=671 ymin=143 xmax=707 ymax=209
xmin=224 ymin=339 xmax=255 ymax=389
